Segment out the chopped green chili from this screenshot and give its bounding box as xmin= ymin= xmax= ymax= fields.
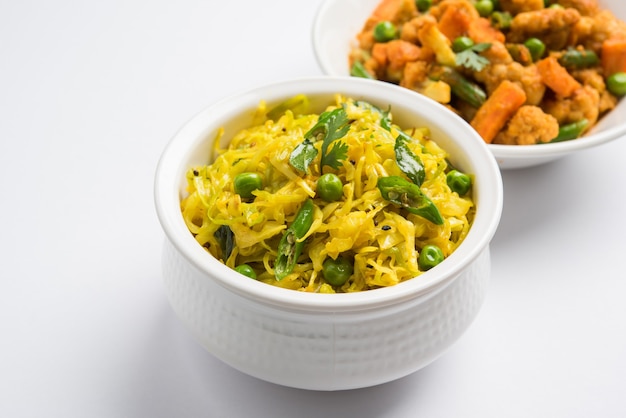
xmin=274 ymin=199 xmax=315 ymax=280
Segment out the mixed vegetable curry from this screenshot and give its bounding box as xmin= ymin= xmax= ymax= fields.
xmin=349 ymin=0 xmax=626 ymax=144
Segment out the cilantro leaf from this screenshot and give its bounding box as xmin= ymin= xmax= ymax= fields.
xmin=289 ymin=107 xmax=351 ymax=173
xmin=318 ymin=108 xmax=350 ymax=170
xmin=455 ymin=43 xmax=492 ymax=72
xmin=322 ymin=140 xmax=349 ymax=170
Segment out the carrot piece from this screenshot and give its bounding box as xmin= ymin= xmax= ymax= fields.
xmin=601 ymin=38 xmax=626 ymax=76
xmin=385 ymin=40 xmax=423 ymax=65
xmin=372 ymin=43 xmax=389 ymax=68
xmin=536 ymin=56 xmax=582 ymax=97
xmin=467 ymin=17 xmax=505 ymax=43
xmin=371 ymin=0 xmax=415 ymax=22
xmin=438 ymin=6 xmax=473 ymax=41
xmin=470 ymin=80 xmax=527 ymax=144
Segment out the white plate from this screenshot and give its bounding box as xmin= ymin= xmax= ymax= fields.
xmin=312 ymin=0 xmax=626 ymax=169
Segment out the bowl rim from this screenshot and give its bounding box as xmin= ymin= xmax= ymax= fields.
xmin=311 ymin=0 xmax=626 ymax=163
xmin=154 ymin=76 xmax=503 ymax=312
xmin=488 ymin=121 xmax=626 ymax=159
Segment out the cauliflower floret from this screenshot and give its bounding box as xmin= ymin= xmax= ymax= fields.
xmin=400 ymin=15 xmax=427 ymax=44
xmin=542 ymin=85 xmax=600 ymax=127
xmin=569 ymin=11 xmax=626 ymax=53
xmin=428 ymin=0 xmax=479 ymax=20
xmin=508 ymin=7 xmax=581 ymax=50
xmin=558 ymin=0 xmax=600 ymax=16
xmin=571 ymin=68 xmax=618 ymax=114
xmin=474 ymin=61 xmax=546 ymax=105
xmin=499 ymin=0 xmax=544 ymax=15
xmin=479 ymin=41 xmax=513 ymax=66
xmin=493 ymin=105 xmax=559 ymax=145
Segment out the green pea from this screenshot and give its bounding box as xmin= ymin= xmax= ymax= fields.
xmin=524 ymin=38 xmax=546 ymax=62
xmin=607 ymin=72 xmax=626 ymax=96
xmin=549 ymin=3 xmax=564 ymax=9
xmin=416 ymin=0 xmax=432 ymax=12
xmin=233 ymin=172 xmax=263 ymax=199
xmin=418 ymin=245 xmax=444 ymax=271
xmin=446 ymin=170 xmax=472 ymax=196
xmin=475 ymin=0 xmax=494 ymax=17
xmin=373 ymin=21 xmax=398 ymax=42
xmin=234 ymin=264 xmax=257 ymax=279
xmin=452 ymin=36 xmax=475 ymax=53
xmin=322 ymin=256 xmax=353 ymax=286
xmin=491 ymin=11 xmax=512 ymax=30
xmin=316 ymin=173 xmax=343 ymax=202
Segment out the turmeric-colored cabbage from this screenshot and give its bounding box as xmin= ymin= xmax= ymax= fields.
xmin=181 ymin=95 xmax=474 ymax=293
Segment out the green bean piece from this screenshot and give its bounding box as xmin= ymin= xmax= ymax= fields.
xmin=491 ymin=11 xmax=512 ymax=30
xmin=233 ymin=172 xmax=263 ymax=199
xmin=377 ymin=176 xmax=444 ymax=225
xmin=350 ymin=61 xmax=374 ymax=79
xmin=558 ymin=49 xmax=599 ymax=69
xmin=475 ymin=0 xmax=494 ymax=17
xmin=373 ymin=21 xmax=398 ymax=43
xmin=416 ymin=0 xmax=432 ymax=12
xmin=550 ymin=119 xmax=589 ymax=142
xmin=322 ymin=256 xmax=353 ymax=287
xmin=607 ymin=72 xmax=626 ymax=96
xmin=317 ymin=173 xmax=343 ymax=202
xmin=452 ymin=36 xmax=475 ymax=53
xmin=524 ymin=38 xmax=546 ymax=62
xmin=394 ymin=132 xmax=426 ymax=187
xmin=446 ymin=170 xmax=472 ymax=195
xmin=430 ymin=66 xmax=487 ymax=108
xmin=234 ymin=264 xmax=257 ymax=279
xmin=418 ymin=244 xmax=444 ymax=271
xmin=275 ymin=199 xmax=315 ymax=280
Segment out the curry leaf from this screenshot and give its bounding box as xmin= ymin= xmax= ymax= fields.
xmin=394 ymin=132 xmax=425 ymax=186
xmin=289 ymin=138 xmax=318 ymax=172
xmin=214 ymin=225 xmax=235 ymax=260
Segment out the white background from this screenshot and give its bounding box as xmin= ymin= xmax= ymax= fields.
xmin=1 ymin=1 xmax=626 ymax=417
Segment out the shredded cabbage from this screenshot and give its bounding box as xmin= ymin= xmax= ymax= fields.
xmin=181 ymin=95 xmax=475 ymax=293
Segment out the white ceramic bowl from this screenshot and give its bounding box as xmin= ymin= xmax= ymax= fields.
xmin=312 ymin=0 xmax=626 ymax=169
xmin=154 ymin=77 xmax=503 ymax=390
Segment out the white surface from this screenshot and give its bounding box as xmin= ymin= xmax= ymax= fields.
xmin=312 ymin=0 xmax=626 ymax=169
xmin=1 ymin=0 xmax=625 ymax=417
